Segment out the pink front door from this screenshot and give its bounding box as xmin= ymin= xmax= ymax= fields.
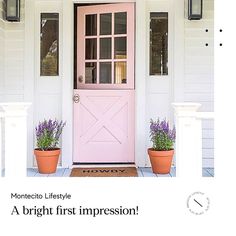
xmin=74 ymin=3 xmax=135 ymax=163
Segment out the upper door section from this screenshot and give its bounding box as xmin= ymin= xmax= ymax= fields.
xmin=77 ymin=3 xmax=135 ymax=90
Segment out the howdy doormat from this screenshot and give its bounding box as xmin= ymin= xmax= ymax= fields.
xmin=70 ymin=167 xmax=138 ymax=177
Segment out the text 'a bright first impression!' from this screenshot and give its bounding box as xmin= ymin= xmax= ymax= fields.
xmin=10 ymin=193 xmax=139 ymax=218
xmin=11 ymin=205 xmax=139 ymax=218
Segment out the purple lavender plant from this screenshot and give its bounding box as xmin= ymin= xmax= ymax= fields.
xmin=35 ymin=119 xmax=66 ymax=151
xmin=150 ymin=118 xmax=176 ymax=151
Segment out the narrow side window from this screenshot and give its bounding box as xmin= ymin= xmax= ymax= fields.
xmin=40 ymin=13 xmax=59 ymax=76
xmin=150 ymin=12 xmax=168 ymax=76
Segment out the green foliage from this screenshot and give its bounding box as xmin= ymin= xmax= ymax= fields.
xmin=151 ymin=132 xmax=174 ymax=151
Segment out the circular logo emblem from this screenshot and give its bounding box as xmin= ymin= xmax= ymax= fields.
xmin=187 ymin=192 xmax=210 ymax=215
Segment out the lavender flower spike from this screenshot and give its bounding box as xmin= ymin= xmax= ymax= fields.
xmin=150 ymin=118 xmax=176 ymax=151
xmin=35 ymin=119 xmax=66 ymax=151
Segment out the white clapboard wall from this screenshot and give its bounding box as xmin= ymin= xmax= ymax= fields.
xmin=0 ymin=0 xmax=25 ymax=103
xmin=0 ymin=0 xmax=5 ymax=93
xmin=0 ymin=0 xmax=25 ymax=171
xmin=184 ymin=0 xmax=214 ymax=167
xmin=0 ymin=0 xmax=5 ymax=172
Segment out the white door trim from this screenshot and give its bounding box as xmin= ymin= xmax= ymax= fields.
xmin=61 ymin=0 xmax=74 ymax=167
xmin=24 ymin=0 xmax=35 ymax=167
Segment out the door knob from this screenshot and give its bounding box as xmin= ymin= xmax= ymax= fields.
xmin=78 ymin=75 xmax=83 ymax=83
xmin=73 ymin=94 xmax=80 ymax=103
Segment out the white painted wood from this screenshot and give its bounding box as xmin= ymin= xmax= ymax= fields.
xmin=156 ymin=173 xmax=171 ymax=177
xmin=34 ymin=0 xmax=63 ymax=167
xmin=24 ymin=0 xmax=35 ymax=168
xmin=173 ymin=0 xmax=185 ymax=102
xmin=62 ymin=168 xmax=71 ymax=177
xmin=0 ymin=103 xmax=31 ymax=177
xmin=0 ymin=0 xmax=26 ymax=137
xmin=27 ymin=168 xmax=37 ymax=177
xmin=0 ymin=0 xmax=5 ymax=99
xmin=172 ymin=102 xmax=214 ymax=169
xmin=0 ymin=113 xmax=3 ymax=176
xmin=172 ymin=103 xmax=202 ymax=178
xmin=26 ymin=167 xmax=212 ymax=177
xmin=61 ymin=0 xmax=73 ymax=167
xmin=0 ymin=0 xmax=5 ymax=20
xmin=184 ymin=0 xmax=214 ymax=167
xmin=145 ymin=0 xmax=175 ymax=167
xmin=202 ymin=158 xmax=214 ymax=168
xmin=139 ymin=167 xmax=157 ymax=177
xmin=137 ymin=168 xmax=143 ymax=177
xmin=196 ymin=112 xmax=214 ymax=119
xmin=169 ymin=167 xmax=176 ymax=177
xmin=206 ymin=168 xmax=214 ymax=176
xmin=48 ymin=168 xmax=66 ymax=177
xmin=202 ymin=168 xmax=211 ymax=177
xmin=135 ymin=0 xmax=147 ymax=167
xmin=35 ymin=173 xmax=49 ymax=177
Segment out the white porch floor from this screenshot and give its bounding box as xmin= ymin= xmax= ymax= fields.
xmin=25 ymin=167 xmax=214 ymax=177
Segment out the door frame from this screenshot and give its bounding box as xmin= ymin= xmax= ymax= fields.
xmin=24 ymin=0 xmax=184 ymax=167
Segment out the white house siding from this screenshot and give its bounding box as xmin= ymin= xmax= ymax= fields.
xmin=184 ymin=0 xmax=214 ymax=167
xmin=0 ymin=0 xmax=25 ymax=102
xmin=0 ymin=0 xmax=5 ymax=94
xmin=0 ymin=0 xmax=4 ymax=171
xmin=0 ymin=0 xmax=25 ymax=170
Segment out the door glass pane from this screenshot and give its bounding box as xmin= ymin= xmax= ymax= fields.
xmin=114 ymin=37 xmax=126 ymax=59
xmin=114 ymin=12 xmax=127 ymax=34
xmin=114 ymin=62 xmax=127 ymax=84
xmin=150 ymin=12 xmax=168 ymax=75
xmin=100 ymin=38 xmax=111 ymax=59
xmin=40 ymin=13 xmax=59 ymax=76
xmin=85 ymin=38 xmax=97 ymax=59
xmin=192 ymin=0 xmax=201 ymax=15
xmin=100 ymin=13 xmax=112 ymax=35
xmin=86 ymin=14 xmax=97 ymax=36
xmin=85 ymin=62 xmax=97 ymax=84
xmin=100 ymin=62 xmax=111 ymax=84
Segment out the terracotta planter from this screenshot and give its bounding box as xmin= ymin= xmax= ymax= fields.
xmin=34 ymin=149 xmax=60 ymax=174
xmin=148 ymin=148 xmax=174 ymax=174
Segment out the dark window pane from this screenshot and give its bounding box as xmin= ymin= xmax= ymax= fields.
xmin=191 ymin=0 xmax=202 ymax=15
xmin=114 ymin=62 xmax=127 ymax=84
xmin=115 ymin=12 xmax=127 ymax=34
xmin=100 ymin=62 xmax=111 ymax=84
xmin=114 ymin=37 xmax=126 ymax=59
xmin=40 ymin=13 xmax=59 ymax=76
xmin=85 ymin=38 xmax=97 ymax=59
xmin=100 ymin=13 xmax=112 ymax=35
xmin=86 ymin=14 xmax=97 ymax=36
xmin=150 ymin=12 xmax=168 ymax=75
xmin=100 ymin=38 xmax=111 ymax=59
xmin=85 ymin=62 xmax=97 ymax=84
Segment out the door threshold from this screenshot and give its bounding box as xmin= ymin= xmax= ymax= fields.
xmin=72 ymin=163 xmax=136 ymax=168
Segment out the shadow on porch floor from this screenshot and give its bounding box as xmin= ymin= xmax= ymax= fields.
xmin=26 ymin=167 xmax=214 ymax=177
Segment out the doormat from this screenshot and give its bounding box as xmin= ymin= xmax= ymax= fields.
xmin=70 ymin=167 xmax=138 ymax=177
